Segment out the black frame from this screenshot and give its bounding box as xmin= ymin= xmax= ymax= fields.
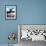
xmin=5 ymin=5 xmax=17 ymax=20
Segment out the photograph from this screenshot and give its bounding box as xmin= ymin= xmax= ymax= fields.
xmin=18 ymin=24 xmax=46 ymax=41
xmin=5 ymin=5 xmax=16 ymax=20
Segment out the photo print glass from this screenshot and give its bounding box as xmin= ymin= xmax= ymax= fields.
xmin=6 ymin=5 xmax=16 ymax=20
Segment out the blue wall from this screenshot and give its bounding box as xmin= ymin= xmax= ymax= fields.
xmin=0 ymin=0 xmax=46 ymax=44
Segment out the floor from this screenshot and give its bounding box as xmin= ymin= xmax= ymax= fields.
xmin=0 ymin=40 xmax=46 ymax=46
xmin=0 ymin=44 xmax=18 ymax=46
xmin=19 ymin=39 xmax=46 ymax=46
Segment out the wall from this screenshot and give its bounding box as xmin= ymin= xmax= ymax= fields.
xmin=19 ymin=0 xmax=46 ymax=24
xmin=0 ymin=0 xmax=46 ymax=44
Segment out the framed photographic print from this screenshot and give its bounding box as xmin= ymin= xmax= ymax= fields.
xmin=5 ymin=5 xmax=17 ymax=20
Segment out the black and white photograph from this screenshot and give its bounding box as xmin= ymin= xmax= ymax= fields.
xmin=18 ymin=25 xmax=46 ymax=46
xmin=5 ymin=5 xmax=16 ymax=20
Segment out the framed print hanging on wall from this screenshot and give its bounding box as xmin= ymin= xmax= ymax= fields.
xmin=5 ymin=5 xmax=17 ymax=20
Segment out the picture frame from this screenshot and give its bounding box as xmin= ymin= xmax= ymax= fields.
xmin=18 ymin=24 xmax=46 ymax=42
xmin=5 ymin=5 xmax=17 ymax=20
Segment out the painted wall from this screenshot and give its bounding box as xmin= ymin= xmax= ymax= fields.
xmin=0 ymin=0 xmax=46 ymax=44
